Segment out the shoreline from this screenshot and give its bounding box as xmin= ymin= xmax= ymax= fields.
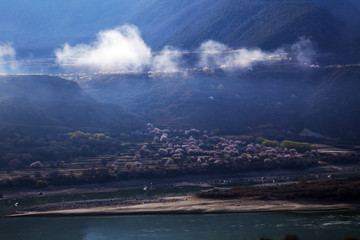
xmin=2 ymin=165 xmax=360 ymax=201
xmin=5 ymin=196 xmax=360 ymax=218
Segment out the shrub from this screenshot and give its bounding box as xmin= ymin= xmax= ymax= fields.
xmin=239 ymin=135 xmax=254 ymax=143
xmin=281 ymin=140 xmax=314 ymax=153
xmin=0 ymin=178 xmax=13 ymax=188
xmin=34 ymin=180 xmax=48 ymax=189
xmin=217 ymin=84 xmax=224 ymax=90
xmin=8 ymin=159 xmax=23 ymax=169
xmin=261 ymin=140 xmax=280 ymax=148
xmin=211 ymin=128 xmax=221 ymax=135
xmin=255 ymin=137 xmax=266 ymax=144
xmin=68 ymin=131 xmax=91 ymax=140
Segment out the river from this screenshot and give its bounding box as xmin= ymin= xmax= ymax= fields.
xmin=1 ymin=211 xmax=360 ymax=240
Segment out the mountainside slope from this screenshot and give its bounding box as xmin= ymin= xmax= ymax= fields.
xmin=307 ymin=0 xmax=360 ymax=33
xmin=0 ymin=75 xmax=142 ymax=135
xmin=81 ymin=67 xmax=360 ymax=142
xmin=135 ymin=0 xmax=357 ymax=55
xmin=0 ymin=0 xmax=359 ymax=62
xmin=301 ymin=67 xmax=360 ymax=140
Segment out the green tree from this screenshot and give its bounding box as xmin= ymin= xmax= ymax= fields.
xmin=281 ymin=140 xmax=314 ymax=153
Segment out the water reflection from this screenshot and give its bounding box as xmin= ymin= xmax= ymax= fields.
xmin=0 ymin=212 xmax=359 ymax=240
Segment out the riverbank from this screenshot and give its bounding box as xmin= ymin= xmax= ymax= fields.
xmin=3 ymin=163 xmax=360 ymax=200
xmin=6 ymin=196 xmax=360 ymax=217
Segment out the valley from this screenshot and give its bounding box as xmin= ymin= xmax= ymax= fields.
xmin=1 ymin=1 xmax=360 ymax=239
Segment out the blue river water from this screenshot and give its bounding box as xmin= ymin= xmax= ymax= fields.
xmin=1 ymin=212 xmax=360 ymax=240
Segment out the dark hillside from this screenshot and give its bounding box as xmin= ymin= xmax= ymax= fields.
xmin=307 ymin=0 xmax=360 ymax=33
xmin=0 ymin=75 xmax=142 ymax=136
xmin=147 ymin=0 xmax=357 ymax=56
xmin=301 ymin=67 xmax=360 ymax=140
xmin=82 ymin=66 xmax=360 ymax=142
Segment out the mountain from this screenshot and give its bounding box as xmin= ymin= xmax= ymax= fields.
xmin=348 ymin=0 xmax=360 ymax=9
xmin=0 ymin=0 xmax=359 ymax=63
xmin=80 ymin=66 xmax=360 ymax=142
xmin=1 ymin=1 xmax=360 ymax=141
xmin=301 ymin=67 xmax=360 ymax=141
xmin=131 ymin=0 xmax=359 ymax=55
xmin=307 ymin=0 xmax=360 ymax=29
xmin=0 ymin=75 xmax=142 ymax=136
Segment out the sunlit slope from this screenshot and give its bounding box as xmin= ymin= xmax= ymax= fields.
xmin=0 ymin=0 xmax=359 ymax=61
xmin=133 ymin=0 xmax=358 ymax=54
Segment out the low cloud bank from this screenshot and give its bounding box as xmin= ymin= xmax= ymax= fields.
xmin=198 ymin=38 xmax=315 ymax=70
xmin=0 ymin=43 xmax=17 ymax=73
xmin=55 ymin=25 xmax=316 ymax=73
xmin=151 ymin=46 xmax=183 ymax=73
xmin=55 ymin=25 xmax=152 ymax=72
xmin=198 ymin=40 xmax=269 ymax=70
xmin=291 ymin=37 xmax=315 ymax=65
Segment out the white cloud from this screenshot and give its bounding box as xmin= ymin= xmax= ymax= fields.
xmin=198 ymin=40 xmax=228 ymax=68
xmin=151 ymin=46 xmax=183 ymax=73
xmin=55 ymin=25 xmax=152 ymax=72
xmin=223 ymin=48 xmax=268 ymax=69
xmin=291 ymin=37 xmax=315 ymax=65
xmin=197 ymin=40 xmax=269 ymax=70
xmin=0 ymin=43 xmax=17 ymax=73
xmin=55 ymin=25 xmax=186 ymax=74
xmin=55 ymin=25 xmax=316 ymax=73
xmin=197 ymin=38 xmax=316 ymax=70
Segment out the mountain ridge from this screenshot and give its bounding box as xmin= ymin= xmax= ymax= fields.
xmin=0 ymin=0 xmax=359 ymax=63
xmin=79 ymin=66 xmax=360 ymax=142
xmin=0 ymin=75 xmax=142 ymax=136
